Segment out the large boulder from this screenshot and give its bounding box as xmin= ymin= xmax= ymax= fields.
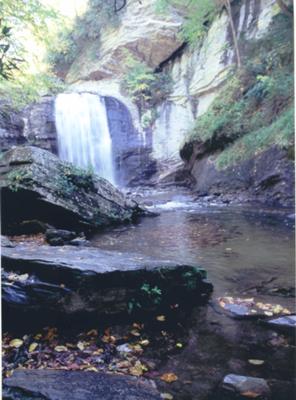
xmin=3 ymin=370 xmax=162 ymax=400
xmin=0 ymin=146 xmax=143 ymax=234
xmin=2 ymin=242 xmax=213 ymax=328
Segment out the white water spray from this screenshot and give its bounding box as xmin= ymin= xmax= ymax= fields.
xmin=55 ymin=93 xmax=115 ymax=184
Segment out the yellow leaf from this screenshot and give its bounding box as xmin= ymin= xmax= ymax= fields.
xmin=77 ymin=341 xmax=85 ymax=351
xmin=130 ymin=329 xmax=141 ymax=337
xmin=248 ymin=359 xmax=265 ymax=365
xmin=156 ymin=315 xmax=166 ymax=322
xmin=93 ymin=348 xmax=104 ymax=355
xmin=160 ymin=373 xmax=178 ymax=383
xmin=85 ymin=367 xmax=98 ymax=372
xmin=54 ymin=346 xmax=68 ymax=352
xmin=34 ymin=334 xmax=42 ymax=340
xmin=9 ymin=339 xmax=23 ymax=348
xmin=87 ymin=329 xmax=98 ymax=336
xmin=29 ymin=343 xmax=38 ymax=353
xmin=129 ymin=361 xmax=147 ymax=376
xmin=139 ymin=339 xmax=150 ymax=346
xmin=161 ymin=394 xmax=174 ymax=400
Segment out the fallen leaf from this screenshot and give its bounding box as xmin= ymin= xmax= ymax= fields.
xmin=161 ymin=393 xmax=174 ymax=400
xmin=77 ymin=341 xmax=85 ymax=351
xmin=34 ymin=334 xmax=42 ymax=340
xmin=160 ymin=373 xmax=178 ymax=383
xmin=156 ymin=315 xmax=166 ymax=322
xmin=9 ymin=339 xmax=23 ymax=348
xmin=129 ymin=361 xmax=147 ymax=376
xmin=54 ymin=346 xmax=68 ymax=352
xmin=139 ymin=339 xmax=150 ymax=346
xmin=85 ymin=366 xmax=98 ymax=372
xmin=130 ymin=329 xmax=141 ymax=337
xmin=92 ymin=348 xmax=104 ymax=355
xmin=248 ymin=359 xmax=265 ymax=366
xmin=264 ymin=311 xmax=273 ymax=316
xmin=29 ymin=343 xmax=38 ymax=353
xmin=87 ymin=329 xmax=98 ymax=336
xmin=241 ymin=391 xmax=261 ymax=398
xmin=176 ymin=343 xmax=183 ymax=348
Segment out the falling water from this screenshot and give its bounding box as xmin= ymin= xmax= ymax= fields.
xmin=55 ymin=93 xmax=115 ymax=184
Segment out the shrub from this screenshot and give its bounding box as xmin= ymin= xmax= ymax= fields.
xmin=121 ymin=54 xmax=172 ymax=125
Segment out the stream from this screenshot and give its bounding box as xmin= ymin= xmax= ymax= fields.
xmin=90 ymin=190 xmax=295 ymax=399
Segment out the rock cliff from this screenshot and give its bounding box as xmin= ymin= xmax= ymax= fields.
xmin=0 ymin=0 xmax=293 ymax=205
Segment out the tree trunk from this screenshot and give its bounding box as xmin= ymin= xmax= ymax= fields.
xmin=224 ymin=0 xmax=241 ymax=68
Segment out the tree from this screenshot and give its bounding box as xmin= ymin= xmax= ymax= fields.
xmin=0 ymin=20 xmax=24 ymax=79
xmin=219 ymin=0 xmax=242 ymax=68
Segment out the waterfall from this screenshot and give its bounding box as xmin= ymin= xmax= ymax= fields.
xmin=55 ymin=93 xmax=115 ymax=184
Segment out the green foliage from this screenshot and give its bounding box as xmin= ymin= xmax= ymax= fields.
xmin=216 ymin=106 xmax=294 ymax=169
xmin=7 ymin=169 xmax=33 ymax=192
xmin=128 ymin=283 xmax=163 ymax=314
xmin=0 ymin=20 xmax=24 ymax=80
xmin=47 ymin=0 xmax=119 ymax=72
xmin=0 ymin=74 xmax=65 ymax=110
xmin=56 ymin=164 xmax=95 ymax=198
xmin=122 ymin=54 xmax=172 ymax=123
xmin=156 ymin=0 xmax=218 ymax=46
xmin=185 ymin=13 xmax=294 ymax=165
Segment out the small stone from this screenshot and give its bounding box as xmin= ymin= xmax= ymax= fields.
xmin=222 ymin=374 xmax=270 ymax=398
xmin=267 ymin=315 xmax=296 ymax=330
xmin=116 ymin=343 xmax=133 ymax=354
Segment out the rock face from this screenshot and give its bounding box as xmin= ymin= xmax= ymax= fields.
xmin=23 ymin=96 xmax=57 ymax=154
xmin=66 ymin=0 xmax=183 ymax=83
xmin=181 ymin=145 xmax=295 ymax=208
xmin=0 ymin=146 xmax=142 ymax=234
xmin=3 ymin=370 xmax=162 ymax=400
xmin=2 ymin=242 xmax=213 ymax=327
xmin=0 ymin=102 xmax=25 ymax=152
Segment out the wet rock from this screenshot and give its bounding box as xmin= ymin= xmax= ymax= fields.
xmin=0 ymin=146 xmax=143 ymax=234
xmin=1 ymin=235 xmax=15 ymax=248
xmin=2 ymin=243 xmax=213 ymax=328
xmin=266 ymin=315 xmax=296 ymax=332
xmin=0 ymin=101 xmax=25 ymax=152
xmin=45 ymin=228 xmax=78 ymax=246
xmin=183 ymin=146 xmax=294 ymax=208
xmin=3 ymin=369 xmax=161 ymax=400
xmin=222 ymin=374 xmax=270 ymax=399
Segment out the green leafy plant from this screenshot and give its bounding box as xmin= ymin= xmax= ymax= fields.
xmin=121 ymin=54 xmax=172 ymax=125
xmin=7 ymin=169 xmax=33 ymax=192
xmin=56 ymin=164 xmax=95 ymax=198
xmin=127 ymin=283 xmax=163 ymax=314
xmin=156 ymin=0 xmax=218 ymax=47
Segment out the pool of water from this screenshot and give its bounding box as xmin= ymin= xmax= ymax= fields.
xmin=92 ymin=193 xmax=295 ymax=299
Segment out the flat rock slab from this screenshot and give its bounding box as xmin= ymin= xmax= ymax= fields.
xmin=2 ymin=243 xmax=212 ymax=326
xmin=3 ymin=370 xmax=161 ymax=400
xmin=267 ymin=315 xmax=296 ymax=331
xmin=2 ymin=243 xmax=209 ymax=274
xmin=222 ymin=374 xmax=270 ymax=399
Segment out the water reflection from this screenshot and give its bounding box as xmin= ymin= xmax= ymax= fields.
xmin=92 ymin=202 xmax=294 ymax=298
